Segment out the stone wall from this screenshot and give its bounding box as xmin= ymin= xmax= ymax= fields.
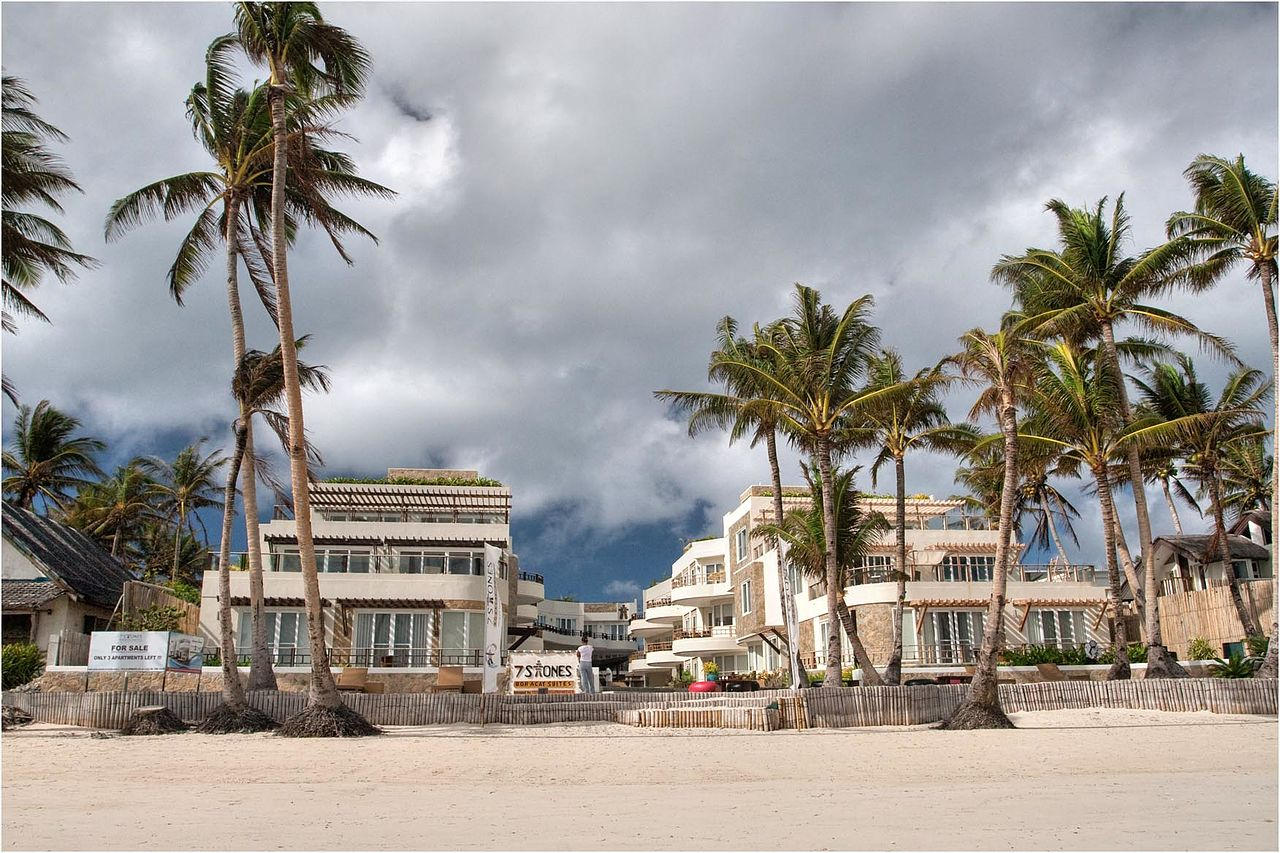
xmin=32 ymin=668 xmax=473 ymax=694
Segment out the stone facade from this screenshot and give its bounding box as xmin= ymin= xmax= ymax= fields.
xmin=851 ymin=603 xmax=895 ymax=665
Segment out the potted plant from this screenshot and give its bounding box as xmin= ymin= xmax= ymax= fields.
xmin=702 ymin=661 xmax=720 ymax=682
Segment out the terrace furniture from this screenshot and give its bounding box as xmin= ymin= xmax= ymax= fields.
xmin=1034 ymin=662 xmax=1067 ymax=682
xmin=335 ymin=668 xmax=386 ymax=694
xmin=431 ymin=666 xmax=464 ymax=693
xmin=461 ymin=679 xmax=482 ymax=694
xmin=722 ymin=680 xmax=759 ymax=693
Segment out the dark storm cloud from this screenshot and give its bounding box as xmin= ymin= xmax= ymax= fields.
xmin=2 ymin=3 xmax=1276 ymax=588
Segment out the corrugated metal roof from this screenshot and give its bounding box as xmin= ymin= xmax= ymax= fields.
xmin=1 ymin=579 xmax=64 ymax=610
xmin=2 ymin=502 xmax=135 ymax=609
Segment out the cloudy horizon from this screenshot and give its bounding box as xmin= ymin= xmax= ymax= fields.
xmin=2 ymin=2 xmax=1277 ymax=600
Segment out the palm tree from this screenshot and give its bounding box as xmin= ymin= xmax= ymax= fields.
xmin=1016 ymin=443 xmax=1083 ymax=566
xmin=1140 ymin=450 xmax=1200 ymax=535
xmin=740 ymin=284 xmax=889 ymax=685
xmin=851 ymin=349 xmax=976 ymax=684
xmin=200 ymin=341 xmax=329 ymax=732
xmin=104 ymin=41 xmax=391 ymax=694
xmin=939 ymin=323 xmax=1036 ymax=729
xmin=1220 ymin=436 xmax=1272 ymax=522
xmin=2 ymin=400 xmax=104 ymax=511
xmin=654 ymin=316 xmax=807 ymax=688
xmin=995 ymin=195 xmax=1221 ymax=678
xmin=2 ymin=75 xmax=96 ymax=402
xmin=141 ymin=440 xmax=227 ymax=584
xmin=755 ymin=464 xmax=889 ymax=681
xmin=1132 ymin=355 xmax=1268 ymax=637
xmin=1019 ymin=342 xmax=1147 ymax=683
xmin=1167 ymin=154 xmax=1278 ymax=677
xmin=64 ymin=462 xmax=163 ymax=558
xmin=235 ymin=1 xmax=380 ymax=734
xmin=138 ymin=522 xmax=209 ymax=585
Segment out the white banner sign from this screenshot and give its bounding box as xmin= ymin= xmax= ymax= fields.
xmin=509 ymin=651 xmax=580 ymax=694
xmin=482 ymin=543 xmax=505 ymax=694
xmin=87 ymin=631 xmax=204 ymax=672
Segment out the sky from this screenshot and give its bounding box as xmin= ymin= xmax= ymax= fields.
xmin=2 ymin=2 xmax=1277 ymax=602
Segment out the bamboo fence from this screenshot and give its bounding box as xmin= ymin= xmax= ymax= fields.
xmin=3 ymin=679 xmax=1273 ymax=731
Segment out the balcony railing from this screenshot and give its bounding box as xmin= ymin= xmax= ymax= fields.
xmin=535 ymin=622 xmax=636 ymax=643
xmin=1160 ymin=575 xmax=1273 ymax=596
xmin=204 ymin=648 xmax=495 ymax=668
xmin=209 ymin=551 xmax=507 ymax=578
xmin=518 ymin=571 xmax=544 ymax=584
xmin=672 ymin=625 xmax=736 ymax=640
xmin=845 ymin=562 xmax=1096 ymax=586
xmin=643 ymin=597 xmax=673 ymax=609
xmin=672 ymin=568 xmax=727 ymax=589
xmin=644 ymin=641 xmax=673 ymax=653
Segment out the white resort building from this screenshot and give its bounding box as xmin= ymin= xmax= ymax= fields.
xmin=197 ymin=468 xmax=637 ymax=688
xmin=628 ymin=485 xmax=1111 ymax=685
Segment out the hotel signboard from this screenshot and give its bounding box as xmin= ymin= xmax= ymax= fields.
xmin=482 ymin=544 xmax=504 ymax=694
xmin=509 ymin=651 xmax=580 ymax=694
xmin=87 ymin=631 xmax=205 ymax=673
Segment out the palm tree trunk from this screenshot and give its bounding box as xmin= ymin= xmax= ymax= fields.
xmin=172 ymin=508 xmax=184 ymax=582
xmin=1094 ymin=466 xmax=1131 ymax=680
xmin=1044 ymin=504 xmax=1070 ymax=565
xmin=1210 ymin=468 xmax=1263 ymax=636
xmin=241 ymin=420 xmax=277 ymax=690
xmin=1111 ymin=519 xmax=1147 ymax=634
xmin=215 ymin=423 xmax=249 ymax=712
xmin=765 ymin=429 xmax=806 ymax=689
xmin=942 ymin=382 xmax=1019 ymax=728
xmin=883 ymin=453 xmax=908 ymax=685
xmin=1100 ymin=320 xmax=1180 ymax=674
xmin=835 ymin=599 xmax=882 ymax=685
xmin=220 ymin=192 xmax=277 ymax=692
xmin=816 ymin=435 xmax=844 ymax=686
xmin=111 ymin=528 xmax=121 ymax=558
xmin=1257 ymin=263 xmax=1279 ymax=678
xmin=268 ymin=84 xmax=340 ymax=709
xmin=1162 ymin=478 xmax=1184 ymax=535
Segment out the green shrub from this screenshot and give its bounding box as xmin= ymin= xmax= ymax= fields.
xmin=165 ymin=580 xmax=200 ymax=605
xmin=2 ymin=643 xmax=44 ymax=689
xmin=1001 ymin=645 xmax=1089 ymax=666
xmin=1245 ymin=635 xmax=1270 ymax=658
xmin=325 ymin=475 xmax=503 ymax=487
xmin=1209 ymin=654 xmax=1260 ymax=678
xmin=118 ymin=605 xmax=183 ymax=631
xmin=1098 ymin=642 xmax=1155 ymax=664
xmin=1187 ymin=637 xmax=1218 ymax=661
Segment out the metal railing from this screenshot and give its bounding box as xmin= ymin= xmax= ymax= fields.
xmin=644 ymin=641 xmax=673 ymax=653
xmin=845 ymin=563 xmax=1096 ymax=586
xmin=672 ymin=625 xmax=736 ymax=641
xmin=202 ymin=648 xmax=493 ymax=668
xmin=671 ymin=568 xmax=728 ymax=589
xmin=643 ymin=597 xmax=673 ymax=609
xmin=209 ymin=551 xmax=508 ymax=578
xmin=517 ymin=571 xmax=544 ymax=584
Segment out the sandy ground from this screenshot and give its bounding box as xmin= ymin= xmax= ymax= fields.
xmin=2 ymin=708 xmax=1277 ymax=851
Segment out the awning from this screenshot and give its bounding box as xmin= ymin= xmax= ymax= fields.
xmin=332 ymin=597 xmax=446 ymax=609
xmin=264 ymin=532 xmax=508 ymax=546
xmin=227 ymin=596 xmax=319 ymax=608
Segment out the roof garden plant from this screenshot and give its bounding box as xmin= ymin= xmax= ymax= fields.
xmin=324 ymin=475 xmax=503 ymax=487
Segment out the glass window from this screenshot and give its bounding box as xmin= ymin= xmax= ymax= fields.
xmin=740 ymin=580 xmax=752 ymax=614
xmin=398 ymin=552 xmax=423 ymax=574
xmin=447 ymin=553 xmax=472 ymax=575
xmin=735 ymin=528 xmax=748 ymax=562
xmin=271 ymin=549 xmax=301 ymax=572
xmin=423 ymin=554 xmax=445 ymax=574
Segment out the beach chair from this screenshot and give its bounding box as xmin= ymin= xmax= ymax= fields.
xmin=336 ymin=667 xmax=369 ymax=692
xmin=461 ymin=679 xmax=482 ymax=694
xmin=335 ymin=667 xmax=385 ymax=694
xmin=1034 ymin=662 xmax=1067 ymax=682
xmin=431 ymin=665 xmax=464 ymax=693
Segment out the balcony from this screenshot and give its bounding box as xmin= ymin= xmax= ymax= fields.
xmin=847 ymin=563 xmax=1096 ymax=586
xmin=209 ymin=648 xmax=494 ymax=668
xmin=628 ymin=617 xmax=672 ymax=639
xmin=670 ymin=569 xmax=731 ymax=607
xmin=514 ymin=603 xmax=538 ymax=625
xmin=642 ymin=641 xmax=684 ymax=669
xmin=671 ymin=625 xmax=743 ymax=658
xmin=517 ymin=571 xmax=545 ymax=604
xmin=641 ymin=598 xmax=686 ymax=624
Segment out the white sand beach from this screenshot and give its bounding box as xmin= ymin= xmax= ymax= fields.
xmin=3 ymin=708 xmax=1276 ymax=851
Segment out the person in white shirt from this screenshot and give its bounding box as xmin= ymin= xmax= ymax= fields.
xmin=576 ymin=636 xmax=596 ymax=694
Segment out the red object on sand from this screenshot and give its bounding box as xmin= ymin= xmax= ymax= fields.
xmin=688 ymin=680 xmax=721 ymax=693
